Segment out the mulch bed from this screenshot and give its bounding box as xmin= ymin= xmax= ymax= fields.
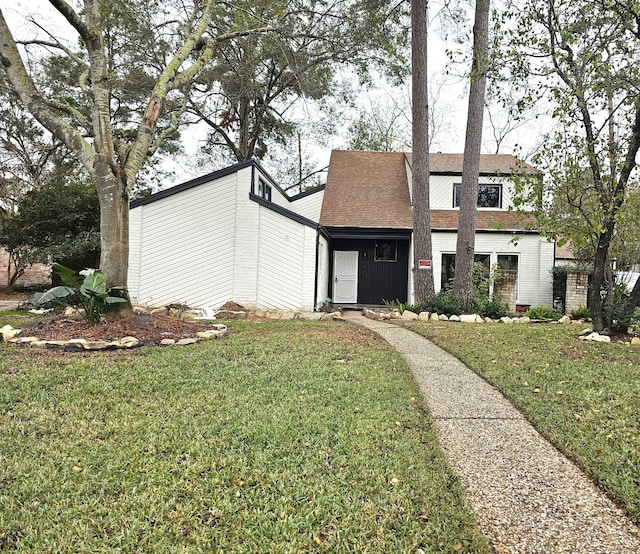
xmin=17 ymin=313 xmax=214 ymax=346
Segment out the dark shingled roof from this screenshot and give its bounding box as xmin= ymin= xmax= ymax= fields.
xmin=320 ymin=150 xmax=413 ymax=228
xmin=320 ymin=150 xmax=536 ymax=231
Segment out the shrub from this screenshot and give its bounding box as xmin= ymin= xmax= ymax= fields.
xmin=419 ymin=289 xmax=462 ymax=316
xmin=476 ymin=297 xmax=509 ymax=319
xmin=570 ymin=306 xmax=591 ymax=320
xmin=526 ymin=305 xmax=555 ymax=320
xmin=35 ymin=263 xmax=126 ymax=325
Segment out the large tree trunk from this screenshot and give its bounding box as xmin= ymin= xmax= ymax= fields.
xmin=94 ymin=157 xmax=132 ymax=316
xmin=453 ymin=0 xmax=490 ymax=312
xmin=589 ymin=235 xmax=609 ymax=332
xmin=411 ymin=0 xmax=435 ymax=303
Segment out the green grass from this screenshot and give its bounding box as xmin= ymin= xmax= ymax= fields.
xmin=407 ymin=321 xmax=640 ymax=523
xmin=0 ymin=309 xmax=41 ymax=328
xmin=0 ymin=320 xmax=489 ymax=553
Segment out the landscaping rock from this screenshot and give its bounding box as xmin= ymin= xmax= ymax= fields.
xmin=449 ymin=315 xmax=461 ymax=322
xmin=160 ymin=338 xmax=176 ymax=346
xmin=460 ymin=314 xmax=477 ymax=323
xmin=430 ymin=313 xmax=440 ymax=321
xmin=83 ymin=340 xmax=109 ymax=350
xmin=31 ymin=340 xmax=67 ymax=349
xmin=517 ymin=316 xmax=531 ymax=324
xmin=631 ymin=337 xmax=640 ymax=345
xmin=438 ymin=314 xmax=449 ymax=321
xmin=196 ymin=327 xmax=229 ymax=340
xmin=9 ymin=336 xmax=39 ymax=344
xmin=500 ymin=316 xmax=514 ymax=324
xmin=176 ymin=338 xmax=199 ymax=346
xmin=401 ymin=310 xmax=418 ymax=320
xmin=115 ymin=336 xmax=140 ymax=348
xmin=558 ymin=315 xmax=571 ymax=324
xmin=418 ymin=311 xmax=430 ymax=321
xmin=320 ymin=311 xmax=341 ymax=320
xmin=216 ymin=310 xmax=248 ymax=320
xmin=298 ymin=312 xmax=323 ymax=321
xmin=579 ymin=332 xmax=611 ymax=343
xmin=1 ymin=325 xmax=21 ymax=342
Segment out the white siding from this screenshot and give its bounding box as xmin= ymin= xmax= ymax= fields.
xmin=129 ymin=171 xmax=241 ymax=308
xmin=232 ymin=168 xmax=261 ymax=307
xmin=290 ymin=188 xmax=325 ymax=223
xmin=254 ymin=206 xmax=317 ymax=311
xmin=128 ymin=207 xmax=143 ymax=299
xmin=316 ymin=234 xmax=330 ymax=308
xmin=430 ymin=175 xmax=516 ymax=210
xmin=430 ymin=232 xmax=553 ymax=308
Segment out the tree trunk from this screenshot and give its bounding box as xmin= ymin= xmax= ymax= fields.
xmin=589 ymin=225 xmax=613 ymax=332
xmin=94 ymin=157 xmax=133 ymax=317
xmin=453 ymin=0 xmax=490 ymax=312
xmin=411 ymin=0 xmax=435 ymax=303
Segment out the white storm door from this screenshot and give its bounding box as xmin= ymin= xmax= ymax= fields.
xmin=333 ymin=251 xmax=358 ymax=303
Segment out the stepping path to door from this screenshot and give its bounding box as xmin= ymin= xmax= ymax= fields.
xmin=343 ymin=312 xmax=640 ymax=553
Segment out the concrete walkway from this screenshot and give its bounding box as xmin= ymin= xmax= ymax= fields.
xmin=344 ymin=312 xmax=640 ymax=554
xmin=0 ymin=300 xmax=22 ymax=311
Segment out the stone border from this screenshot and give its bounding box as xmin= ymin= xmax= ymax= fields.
xmin=360 ymin=308 xmax=637 ymax=344
xmin=0 ymin=323 xmax=229 ymax=351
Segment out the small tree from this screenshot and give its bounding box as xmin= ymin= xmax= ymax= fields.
xmin=0 ymin=179 xmax=100 ymax=291
xmin=501 ymin=0 xmax=640 ymax=331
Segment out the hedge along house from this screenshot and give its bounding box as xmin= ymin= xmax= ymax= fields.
xmin=128 ymin=150 xmax=554 ymax=312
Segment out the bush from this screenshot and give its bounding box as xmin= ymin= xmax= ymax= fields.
xmin=570 ymin=306 xmax=591 ymax=320
xmin=419 ymin=289 xmax=462 ymax=316
xmin=526 ymin=305 xmax=555 ymax=320
xmin=476 ymin=297 xmax=509 ymax=319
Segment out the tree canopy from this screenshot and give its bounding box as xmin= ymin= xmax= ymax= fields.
xmin=501 ymin=0 xmax=640 ymax=330
xmin=191 ymin=0 xmax=410 ymax=167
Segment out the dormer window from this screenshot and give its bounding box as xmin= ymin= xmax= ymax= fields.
xmin=258 ymin=179 xmax=272 ymax=201
xmin=453 ymin=183 xmax=502 ymax=208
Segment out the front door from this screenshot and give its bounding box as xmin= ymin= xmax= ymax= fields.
xmin=333 ymin=251 xmax=358 ymax=303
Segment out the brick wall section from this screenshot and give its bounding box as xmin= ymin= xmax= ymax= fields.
xmin=0 ymin=247 xmax=51 ymax=289
xmin=565 ymin=271 xmax=589 ymax=314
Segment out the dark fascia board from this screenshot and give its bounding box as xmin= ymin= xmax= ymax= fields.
xmin=130 ymin=158 xmax=289 ymax=209
xmin=432 ymin=228 xmax=541 ymax=235
xmin=325 ymin=226 xmax=412 ymax=240
xmin=430 ymin=170 xmax=512 ymax=177
xmin=430 ymin=169 xmax=541 ymax=178
xmin=249 ymin=193 xmax=320 ymax=230
xmin=131 ymin=159 xmax=255 ymax=208
xmin=288 ymin=184 xmax=326 ymax=201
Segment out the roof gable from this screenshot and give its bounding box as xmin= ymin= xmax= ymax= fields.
xmin=319 ymin=150 xmax=413 ymax=228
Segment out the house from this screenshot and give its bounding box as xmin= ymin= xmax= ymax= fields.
xmin=127 ymin=150 xmax=554 ymax=311
xmin=321 ymin=151 xmax=553 ymax=310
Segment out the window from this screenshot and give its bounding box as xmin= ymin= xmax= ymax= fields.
xmin=374 ymin=241 xmax=397 ymax=262
xmin=441 ymin=253 xmax=491 ymax=289
xmin=497 ymin=254 xmax=518 ymax=272
xmin=453 ymin=183 xmax=502 ymax=208
xmin=257 ymin=179 xmax=272 ymax=201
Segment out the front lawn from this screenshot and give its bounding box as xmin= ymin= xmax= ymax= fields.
xmin=407 ymin=321 xmax=640 ymax=524
xmin=0 ymin=320 xmax=489 ymax=552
